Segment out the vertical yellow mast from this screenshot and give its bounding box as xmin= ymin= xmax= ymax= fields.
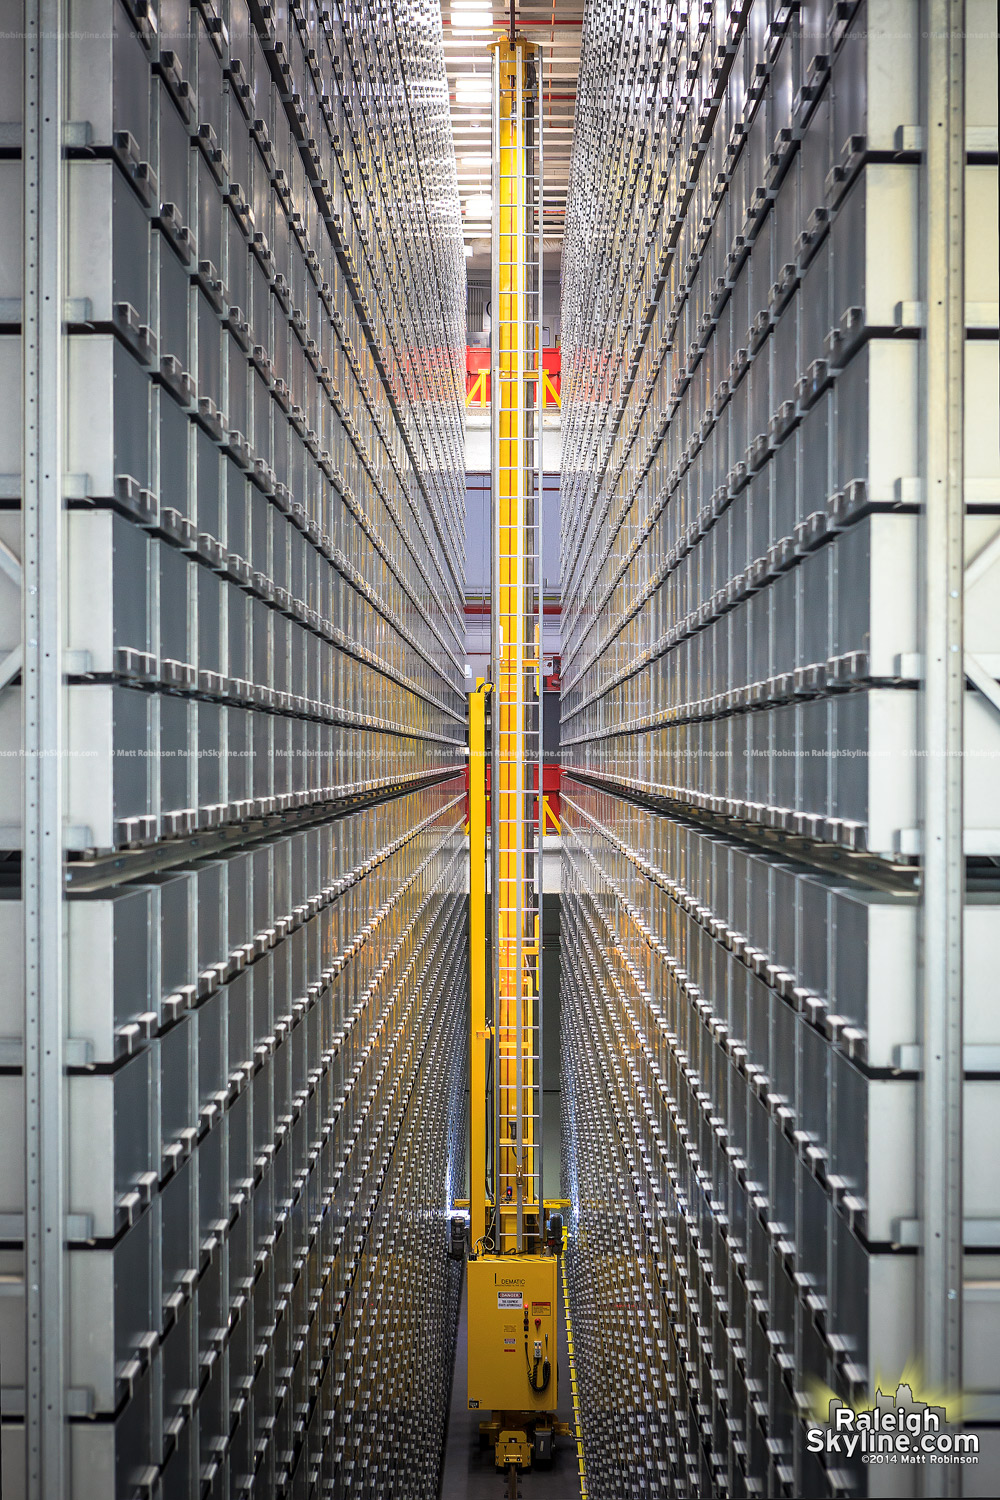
xmin=491 ymin=33 xmax=543 ymax=1257
xmin=466 ymin=33 xmax=559 ymax=1471
xmin=468 ymin=681 xmax=489 ymax=1253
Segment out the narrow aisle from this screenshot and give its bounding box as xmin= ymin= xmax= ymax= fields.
xmin=440 ymin=1266 xmax=583 ymax=1500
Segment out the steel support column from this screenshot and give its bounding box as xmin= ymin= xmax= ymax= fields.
xmin=920 ymin=0 xmax=965 ymax=1470
xmin=22 ymin=0 xmax=66 ymax=1495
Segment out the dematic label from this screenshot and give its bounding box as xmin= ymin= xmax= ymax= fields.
xmin=498 ymin=1291 xmax=523 ymax=1310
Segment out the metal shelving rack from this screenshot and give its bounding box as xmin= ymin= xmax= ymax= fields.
xmin=0 ymin=1 xmax=469 ymax=1496
xmin=558 ymin=0 xmax=1000 ymax=1496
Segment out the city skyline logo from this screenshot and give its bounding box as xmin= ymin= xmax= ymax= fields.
xmin=806 ymin=1381 xmax=979 ymax=1467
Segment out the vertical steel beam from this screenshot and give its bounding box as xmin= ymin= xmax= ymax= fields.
xmin=490 ymin=36 xmax=543 ymax=1255
xmin=920 ymin=0 xmax=964 ymax=1462
xmin=22 ymin=0 xmax=66 ymax=1495
xmin=469 ymin=682 xmax=490 ymax=1250
xmin=534 ymin=51 xmax=545 ymax=1225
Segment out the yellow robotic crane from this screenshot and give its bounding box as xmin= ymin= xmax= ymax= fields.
xmin=465 ymin=24 xmax=564 ymax=1488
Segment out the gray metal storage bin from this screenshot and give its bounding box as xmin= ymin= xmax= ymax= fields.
xmin=561 ymin=0 xmax=1000 ymax=1424
xmin=4 ymin=0 xmax=468 ymax=1492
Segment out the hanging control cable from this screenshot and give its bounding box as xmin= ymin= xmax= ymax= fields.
xmin=523 ymin=1312 xmax=551 ymax=1393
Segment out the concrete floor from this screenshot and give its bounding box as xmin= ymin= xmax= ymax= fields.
xmin=439 ymin=1264 xmax=583 ymax=1500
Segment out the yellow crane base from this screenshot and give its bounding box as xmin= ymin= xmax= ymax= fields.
xmin=478 ymin=1416 xmax=566 ymax=1470
xmin=495 ymin=1427 xmax=534 ymax=1470
xmin=466 ymin=1254 xmax=558 ymax=1414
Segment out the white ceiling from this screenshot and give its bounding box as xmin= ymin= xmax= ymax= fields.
xmin=440 ymin=0 xmax=583 ymax=265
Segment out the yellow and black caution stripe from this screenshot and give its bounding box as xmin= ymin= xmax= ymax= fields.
xmin=560 ymin=1231 xmax=588 ymax=1499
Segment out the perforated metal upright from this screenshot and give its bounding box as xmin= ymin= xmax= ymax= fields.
xmin=559 ymin=1 xmax=1000 ymax=1496
xmin=0 ymin=1 xmax=469 ymax=1496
